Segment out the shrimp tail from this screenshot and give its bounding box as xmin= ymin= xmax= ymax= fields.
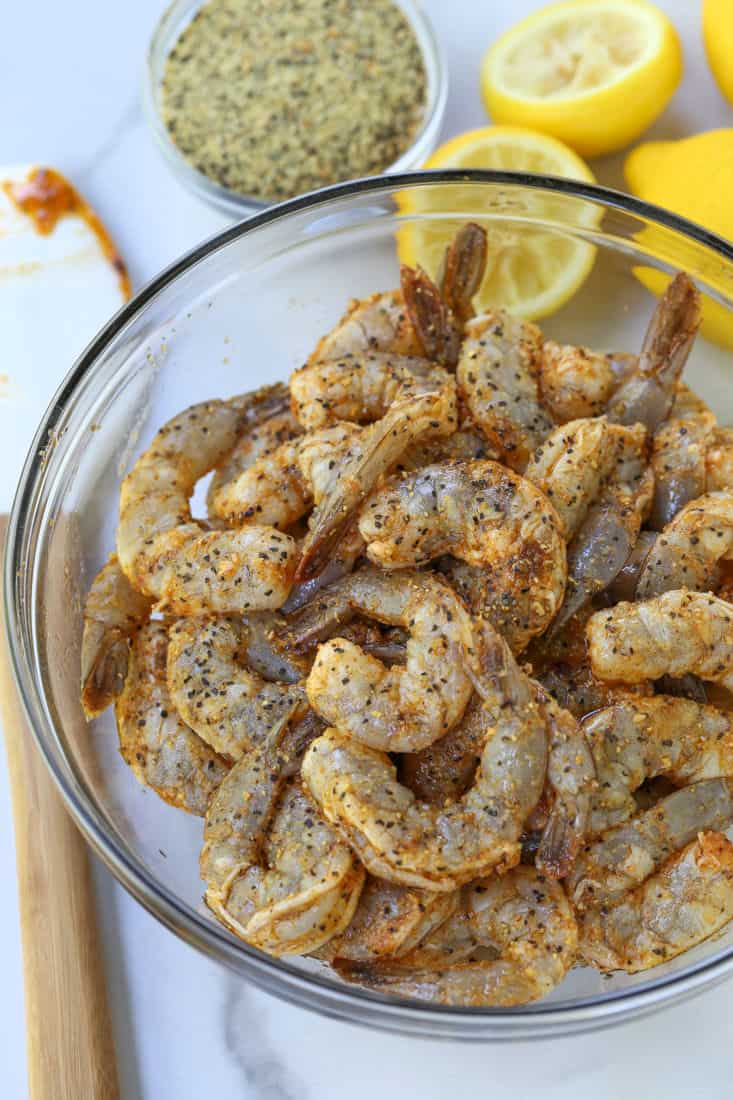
xmin=400 ymin=264 xmax=461 ymax=368
xmin=437 ymin=222 xmax=488 ymax=324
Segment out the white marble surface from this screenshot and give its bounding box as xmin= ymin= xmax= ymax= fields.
xmin=2 ymin=1 xmax=733 ymax=1096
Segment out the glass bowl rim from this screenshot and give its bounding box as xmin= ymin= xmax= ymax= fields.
xmin=142 ymin=0 xmax=449 ymax=215
xmin=7 ymin=168 xmax=733 ymax=1034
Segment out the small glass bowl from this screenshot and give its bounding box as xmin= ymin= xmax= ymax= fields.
xmin=143 ymin=0 xmax=448 ymax=217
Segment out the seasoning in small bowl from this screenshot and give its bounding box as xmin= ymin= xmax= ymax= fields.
xmin=146 ymin=0 xmax=446 ymax=213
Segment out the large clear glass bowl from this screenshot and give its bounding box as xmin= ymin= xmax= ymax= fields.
xmin=7 ymin=172 xmax=733 ymax=1040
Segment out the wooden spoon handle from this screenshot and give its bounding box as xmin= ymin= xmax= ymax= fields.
xmin=1 ymin=519 xmax=120 ymax=1099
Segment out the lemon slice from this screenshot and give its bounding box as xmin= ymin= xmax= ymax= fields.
xmin=704 ymin=0 xmax=733 ymax=106
xmin=481 ymin=0 xmax=682 ymax=158
xmin=397 ymin=126 xmax=599 ymax=321
xmin=625 ymin=130 xmax=733 ymax=350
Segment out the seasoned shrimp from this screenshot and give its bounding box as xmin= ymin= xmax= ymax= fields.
xmin=296 ymin=386 xmax=457 ymax=581
xmin=337 ymin=867 xmax=577 ymax=1007
xmin=525 ymin=417 xmax=618 ymax=539
xmin=302 ymin=625 xmax=547 ymax=890
xmin=115 ymin=621 xmax=229 ymax=815
xmin=117 ymin=394 xmax=298 ymax=613
xmin=605 ymin=530 xmax=657 ymax=603
xmin=321 ymin=876 xmax=459 ymax=963
xmin=606 ymin=272 xmax=700 ymax=431
xmin=457 ymin=310 xmax=552 ymax=471
xmin=535 ymin=691 xmax=595 ymax=879
xmin=649 ymin=385 xmax=716 ymax=530
xmin=568 ymin=778 xmax=733 ymax=910
xmin=81 ymin=555 xmax=153 ymax=718
xmin=578 ymin=831 xmax=733 ymax=973
xmin=208 ymin=410 xmax=306 ymax=529
xmin=167 ymin=616 xmax=311 ymax=759
xmin=310 ymin=290 xmax=423 ymax=364
xmin=358 ymin=460 xmax=566 ymax=654
xmin=637 ymin=490 xmax=733 ymax=599
xmin=303 ymin=569 xmax=476 ymax=752
xmin=538 ymin=342 xmax=634 ymax=423
xmin=201 ymin=714 xmax=364 ymax=956
xmin=551 ymin=423 xmax=652 ymax=633
xmin=588 ymin=589 xmax=733 ymax=691
xmin=706 ymin=426 xmax=733 ymax=492
xmin=585 ymin=695 xmax=733 ymax=836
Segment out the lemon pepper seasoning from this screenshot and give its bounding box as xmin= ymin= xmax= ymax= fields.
xmin=161 ymin=0 xmax=428 ymax=202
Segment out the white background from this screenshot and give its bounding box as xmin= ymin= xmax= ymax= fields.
xmin=2 ymin=1 xmax=733 ymax=1097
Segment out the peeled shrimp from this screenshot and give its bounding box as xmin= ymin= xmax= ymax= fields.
xmin=200 ymin=713 xmax=364 ymax=956
xmin=551 ymin=422 xmax=652 ymax=633
xmin=706 ymin=426 xmax=733 ymax=492
xmin=296 ymin=386 xmax=457 ymax=582
xmin=585 ymin=695 xmax=733 ymax=836
xmin=115 ymin=621 xmax=229 ymax=815
xmin=167 ymin=616 xmax=310 ymax=759
xmin=606 ymin=272 xmax=701 ymax=431
xmin=568 ymin=778 xmax=733 ymax=911
xmin=538 ymin=342 xmax=634 ymax=423
xmin=81 ymin=555 xmax=153 ymax=717
xmin=208 ymin=409 xmax=305 ymax=529
xmin=117 ymin=394 xmax=298 ymax=613
xmin=358 ymin=459 xmax=566 ymax=653
xmin=588 ymin=589 xmax=733 ymax=692
xmin=337 ymin=867 xmax=577 ymax=1007
xmin=303 ymin=569 xmax=476 ymax=752
xmin=322 ymin=876 xmax=459 ymax=963
xmin=535 ymin=690 xmax=595 ymax=879
xmin=302 ymin=624 xmax=547 ymax=890
xmin=649 ymin=385 xmax=716 ymax=530
xmin=637 ymin=490 xmax=733 ymax=599
xmin=524 ymin=416 xmax=619 ymax=539
xmin=578 ymin=831 xmax=733 ymax=973
xmin=457 ymin=310 xmax=552 ymax=471
xmin=309 ymin=291 xmax=423 ymax=365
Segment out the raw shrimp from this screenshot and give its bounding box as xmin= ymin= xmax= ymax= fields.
xmin=648 ymin=385 xmax=716 ymax=530
xmin=535 ymin=690 xmax=595 ymax=879
xmin=606 ymin=272 xmax=700 ymax=432
xmin=568 ymin=778 xmax=733 ymax=910
xmin=201 ymin=713 xmax=364 ymax=956
xmin=207 ymin=409 xmax=305 ymax=529
xmin=167 ymin=616 xmax=311 ymax=759
xmin=117 ymin=394 xmax=298 ymax=613
xmin=307 ymin=223 xmax=486 ymax=369
xmin=302 ymin=624 xmax=547 ymax=890
xmin=303 ymin=569 xmax=476 ymax=752
xmin=534 ymin=662 xmax=649 ymax=719
xmin=457 ymin=310 xmax=552 ymax=471
xmin=296 ymin=386 xmax=457 ymax=582
xmin=538 ymin=342 xmax=634 ymax=423
xmin=115 ymin=621 xmax=229 ymax=815
xmin=551 ymin=423 xmax=652 ymax=633
xmin=321 ymin=876 xmax=459 ymax=963
xmin=587 ymin=589 xmax=733 ymax=692
xmin=605 ymin=530 xmax=657 ymax=603
xmin=706 ymin=426 xmax=733 ymax=492
xmin=81 ymin=555 xmax=153 ymax=718
xmin=578 ymin=831 xmax=733 ymax=972
xmin=358 ymin=459 xmax=566 ymax=653
xmin=585 ymin=695 xmax=733 ymax=835
xmin=524 ymin=416 xmax=619 ymax=539
xmin=337 ymin=867 xmax=577 ymax=1007
xmin=636 ymin=490 xmax=733 ymax=599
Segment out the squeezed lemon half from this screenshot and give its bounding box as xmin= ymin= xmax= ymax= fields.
xmin=481 ymin=0 xmax=682 ymax=157
xmin=398 ymin=126 xmax=599 ymax=320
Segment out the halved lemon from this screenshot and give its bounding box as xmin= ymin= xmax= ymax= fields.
xmin=481 ymin=0 xmax=682 ymax=158
xmin=397 ymin=126 xmax=599 ymax=320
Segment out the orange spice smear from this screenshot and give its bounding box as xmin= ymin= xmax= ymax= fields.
xmin=3 ymin=167 xmax=131 ymax=300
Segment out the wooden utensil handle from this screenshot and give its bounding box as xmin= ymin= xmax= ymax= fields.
xmin=1 ymin=518 xmax=120 ymax=1099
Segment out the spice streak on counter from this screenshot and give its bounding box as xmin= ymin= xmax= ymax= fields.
xmin=3 ymin=168 xmax=131 ymax=300
xmin=160 ymin=0 xmax=427 ymax=203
